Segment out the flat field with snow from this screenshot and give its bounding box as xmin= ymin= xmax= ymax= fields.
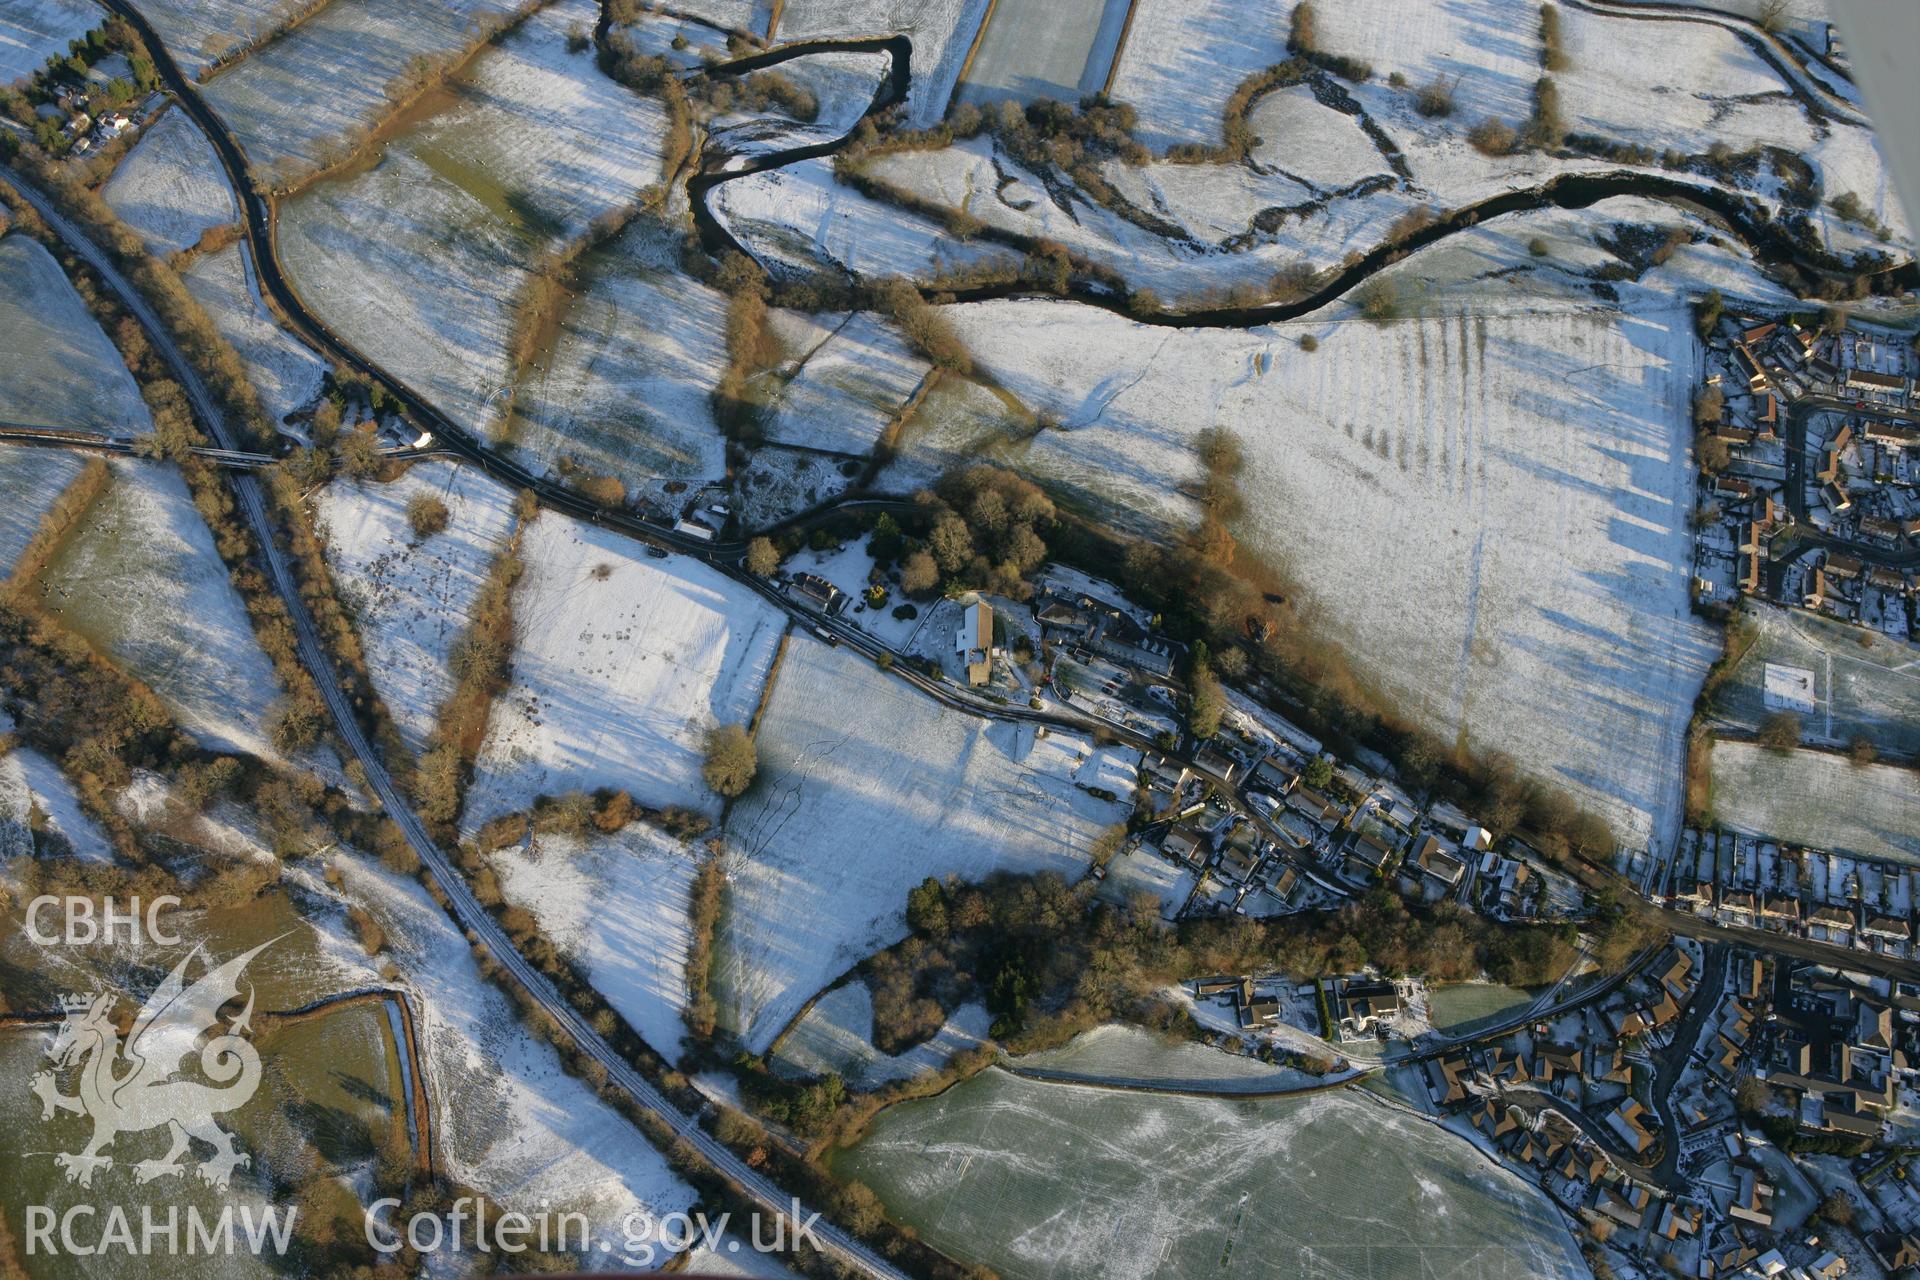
xmin=489 ymin=823 xmax=702 ymax=1064
xmin=461 ymin=513 xmax=784 ymax=833
xmin=200 ymin=0 xmax=527 ymax=181
xmin=760 ymin=310 xmax=929 ymax=455
xmin=1708 ymin=604 xmax=1920 ymax=760
xmin=775 ymin=0 xmax=988 ymax=128
xmin=886 ymin=298 xmax=1715 ymax=851
xmin=101 ymin=109 xmax=237 ymax=256
xmin=280 ymin=0 xmax=670 ymax=436
xmin=315 ymin=460 xmax=520 ymax=754
xmin=134 ymin=0 xmax=319 ymax=78
xmin=953 ymin=0 xmax=1130 ymax=109
xmin=1711 ymin=741 xmax=1920 ymax=865
xmin=835 ymin=1069 xmax=1586 ymax=1280
xmin=505 ymin=218 xmax=729 ymax=492
xmin=0 ymin=444 xmax=86 ymax=575
xmin=0 ymin=236 xmax=152 ymax=435
xmin=328 ymin=854 xmax=699 ymax=1259
xmin=715 ymin=636 xmax=1127 ymax=1052
xmin=771 ymin=981 xmax=989 ymax=1088
xmin=182 ymin=244 xmax=330 ymax=429
xmin=34 ymin=459 xmax=289 ymax=762
xmin=0 ymin=0 xmax=94 ymax=86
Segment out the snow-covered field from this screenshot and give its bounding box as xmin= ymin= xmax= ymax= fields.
xmin=711 ymin=155 xmax=1011 ymax=283
xmin=1711 ymin=741 xmax=1920 ymax=865
xmin=505 ymin=219 xmax=729 ymax=493
xmin=0 ymin=235 xmax=153 ymax=435
xmin=837 ymin=1068 xmax=1587 ymax=1280
xmin=314 ymin=460 xmax=520 ymax=754
xmin=181 ymin=244 xmax=330 ymax=429
xmin=489 ymin=823 xmax=702 ymax=1064
xmin=0 ymin=0 xmax=94 ymax=86
xmin=774 ymin=0 xmax=989 ymax=128
xmin=771 ymin=981 xmax=989 ymax=1087
xmin=0 ymin=443 xmax=86 ymax=575
xmin=1708 ymin=604 xmax=1920 ymax=761
xmin=0 ymin=740 xmax=112 ymax=862
xmin=800 ymin=0 xmax=1907 ymax=307
xmin=1102 ymin=0 xmax=1290 ymax=153
xmin=280 ymin=0 xmax=670 ymax=437
xmin=200 ymin=0 xmax=528 ymax=180
xmin=1010 ymin=1023 xmax=1315 ymax=1092
xmin=953 ymin=0 xmax=1130 ymax=109
xmin=715 ymin=636 xmax=1126 ymax=1052
xmin=885 ymin=297 xmax=1714 ymax=851
xmin=133 ymin=0 xmax=320 ymax=78
xmin=328 ymin=853 xmax=699 ymax=1260
xmin=461 ymin=513 xmax=785 ymax=833
xmin=760 ymin=310 xmax=930 ymax=455
xmin=101 ymin=108 xmax=237 ymax=256
xmin=36 ymin=459 xmax=289 ymax=762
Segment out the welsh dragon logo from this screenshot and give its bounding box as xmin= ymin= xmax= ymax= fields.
xmin=31 ymin=940 xmax=271 ymax=1189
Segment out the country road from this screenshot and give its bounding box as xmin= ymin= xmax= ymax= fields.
xmin=0 ymin=164 xmax=914 ymax=1280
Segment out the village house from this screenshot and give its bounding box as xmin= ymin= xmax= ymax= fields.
xmin=1338 ymin=979 xmax=1401 ymax=1037
xmin=1159 ymin=824 xmax=1207 ymax=870
xmin=1032 ymin=587 xmax=1182 ymax=678
xmin=787 ymin=571 xmax=843 ymax=613
xmin=1343 ymin=827 xmax=1400 ymax=882
xmin=1411 ymin=834 xmax=1466 ymax=889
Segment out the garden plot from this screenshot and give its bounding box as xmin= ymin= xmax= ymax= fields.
xmin=0 ymin=0 xmax=94 ymax=86
xmin=314 ymin=460 xmax=519 ymax=755
xmin=489 ymin=823 xmax=702 ymax=1064
xmin=0 ymin=236 xmax=152 ymax=435
xmin=1709 ymin=603 xmax=1920 ymax=760
xmin=735 ymin=447 xmax=858 ymax=528
xmin=715 ymin=636 xmax=1127 ymax=1051
xmin=894 ymin=298 xmax=1716 ymax=851
xmin=505 ymin=219 xmax=729 ymax=494
xmin=954 ymin=0 xmax=1131 ymax=109
xmin=0 ymin=444 xmax=86 ymax=574
xmin=181 ymin=244 xmax=329 ymax=429
xmin=1711 ymin=742 xmax=1920 ymax=865
xmin=759 ymin=311 xmax=929 ymax=455
xmin=279 ymin=0 xmax=671 ymax=436
xmin=326 ymin=853 xmax=698 ymax=1261
xmin=35 ymin=459 xmax=289 ymax=763
xmin=101 ymin=109 xmax=237 ymax=256
xmin=836 ymin=1069 xmax=1586 ymax=1280
xmin=461 ymin=513 xmax=784 ymax=833
xmin=200 ymin=0 xmax=526 ymax=181
xmin=771 ymin=982 xmax=990 ymax=1087
xmin=1096 ymin=846 xmax=1195 ymax=919
xmin=774 ymin=0 xmax=989 ymax=128
xmin=711 ymin=156 xmax=1011 ymax=283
